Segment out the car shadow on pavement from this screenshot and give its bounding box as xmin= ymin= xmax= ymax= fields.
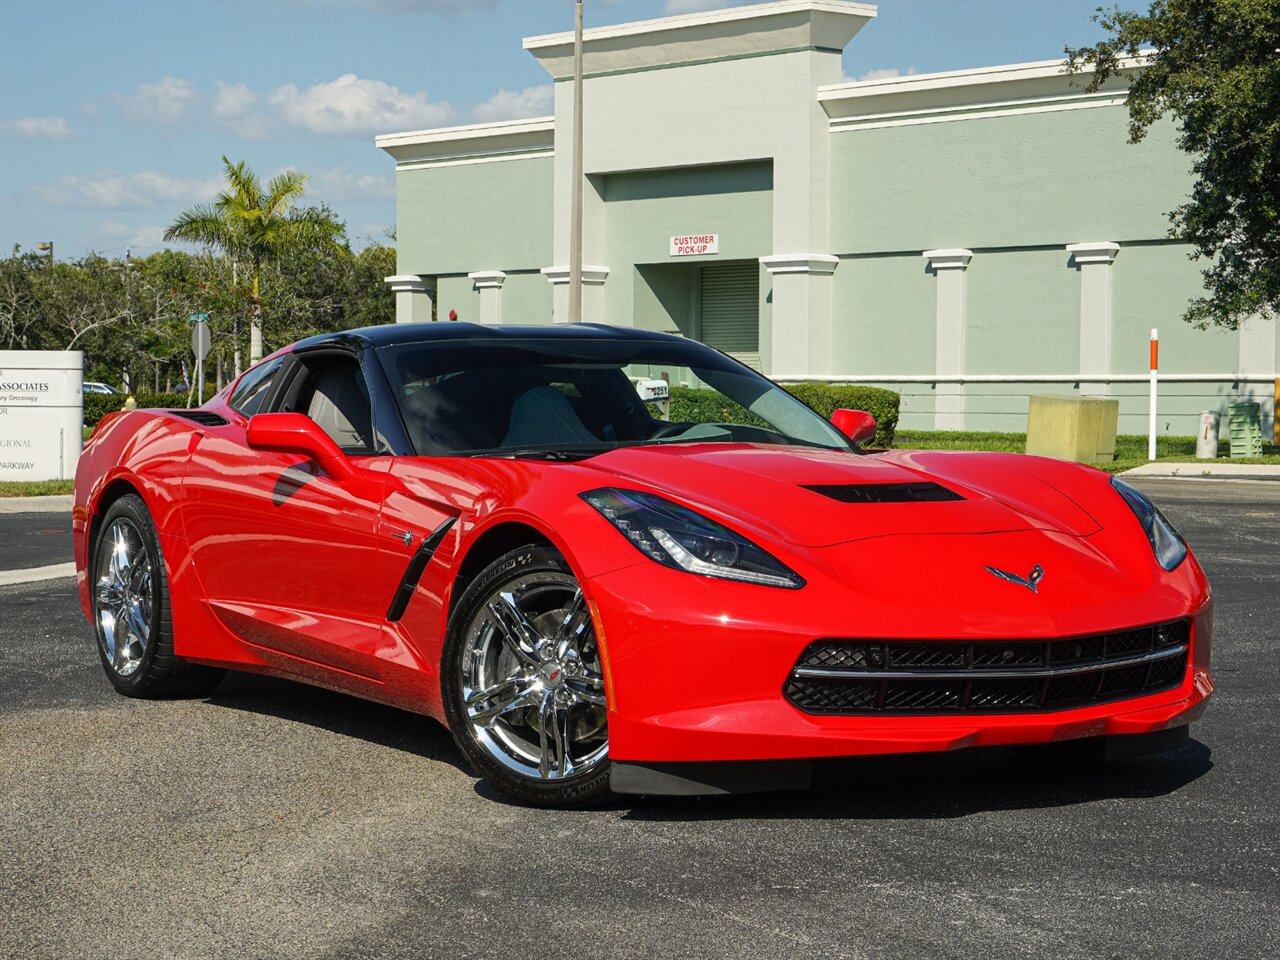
xmin=205 ymin=670 xmax=471 ymax=774
xmin=617 ymin=740 xmax=1213 ymax=821
xmin=198 ymin=671 xmax=1212 ymax=818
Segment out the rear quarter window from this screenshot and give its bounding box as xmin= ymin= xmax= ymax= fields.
xmin=229 ymin=357 xmax=284 ymax=416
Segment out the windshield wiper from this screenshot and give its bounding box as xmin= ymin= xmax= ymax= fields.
xmin=480 ymin=446 xmax=613 ymax=462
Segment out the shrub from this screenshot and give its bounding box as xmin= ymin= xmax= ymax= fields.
xmin=83 ymin=392 xmax=191 ymax=426
xmin=780 ymin=383 xmax=899 ymax=448
xmin=668 ymin=387 xmax=770 ymax=431
xmin=668 ymin=383 xmax=899 ymax=448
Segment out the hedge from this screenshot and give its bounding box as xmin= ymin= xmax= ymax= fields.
xmin=83 ymin=392 xmax=190 ymax=427
xmin=669 ymin=383 xmax=899 ymax=448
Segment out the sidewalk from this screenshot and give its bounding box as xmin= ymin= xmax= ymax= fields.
xmin=0 ymin=495 xmax=73 ymax=514
xmin=1120 ymin=462 xmax=1280 ymax=481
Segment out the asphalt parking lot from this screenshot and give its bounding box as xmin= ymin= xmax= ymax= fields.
xmin=1 ymin=479 xmax=1277 ymax=960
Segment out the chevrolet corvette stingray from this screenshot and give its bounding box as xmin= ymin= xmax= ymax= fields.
xmin=73 ymin=323 xmax=1213 ymax=806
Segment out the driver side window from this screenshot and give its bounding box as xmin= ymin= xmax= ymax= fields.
xmin=298 ymin=358 xmax=376 ymax=456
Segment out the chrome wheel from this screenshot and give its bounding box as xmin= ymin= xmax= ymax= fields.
xmin=460 ymin=572 xmax=608 ymax=782
xmin=94 ymin=517 xmax=154 ymax=678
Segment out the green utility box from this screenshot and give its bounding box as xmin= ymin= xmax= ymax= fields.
xmin=1025 ymin=395 xmax=1120 ymax=463
xmin=1227 ymin=401 xmax=1263 ymax=458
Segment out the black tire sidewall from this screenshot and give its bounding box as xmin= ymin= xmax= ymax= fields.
xmin=442 ymin=545 xmax=612 ymax=807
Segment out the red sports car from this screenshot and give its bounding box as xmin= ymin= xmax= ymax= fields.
xmin=73 ymin=324 xmax=1212 ymax=806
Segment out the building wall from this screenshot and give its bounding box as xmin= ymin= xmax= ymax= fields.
xmin=830 ymin=106 xmax=1191 ymax=252
xmin=396 ymin=154 xmax=554 ymax=278
xmin=434 ymin=270 xmax=554 ymax=326
xmin=820 ymin=101 xmax=1272 ymax=434
xmin=600 ymin=161 xmax=774 ymax=353
xmin=381 ymin=3 xmax=1277 ymax=439
xmin=831 ymin=254 xmax=934 ymax=376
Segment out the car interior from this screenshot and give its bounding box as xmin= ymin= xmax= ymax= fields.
xmin=273 ymin=353 xmax=377 ymax=456
xmin=397 ymin=364 xmax=657 ymax=455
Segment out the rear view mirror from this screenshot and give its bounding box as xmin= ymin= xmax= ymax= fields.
xmin=831 ymin=408 xmax=877 ymax=445
xmin=246 ymin=412 xmax=355 ymax=480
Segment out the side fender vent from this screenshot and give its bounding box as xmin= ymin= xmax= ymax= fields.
xmin=167 ymin=410 xmax=230 ymax=427
xmin=802 ymin=482 xmax=964 ymax=503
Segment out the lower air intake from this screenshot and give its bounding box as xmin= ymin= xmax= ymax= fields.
xmin=785 ymin=620 xmax=1190 ymax=715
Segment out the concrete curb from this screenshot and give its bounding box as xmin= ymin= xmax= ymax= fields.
xmin=0 ymin=495 xmax=73 ymax=514
xmin=1120 ymin=463 xmax=1280 ymax=481
xmin=0 ymin=562 xmax=76 ymax=586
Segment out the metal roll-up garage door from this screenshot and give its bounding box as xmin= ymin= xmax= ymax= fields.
xmin=699 ymin=262 xmax=760 ymax=369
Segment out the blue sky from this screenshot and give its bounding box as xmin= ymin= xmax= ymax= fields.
xmin=0 ymin=0 xmax=1133 ymax=260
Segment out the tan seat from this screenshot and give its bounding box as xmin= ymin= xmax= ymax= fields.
xmin=307 ymin=366 xmax=372 ymax=453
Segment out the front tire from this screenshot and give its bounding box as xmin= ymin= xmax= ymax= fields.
xmin=442 ymin=545 xmax=611 ymax=807
xmin=90 ymin=493 xmax=224 ymax=698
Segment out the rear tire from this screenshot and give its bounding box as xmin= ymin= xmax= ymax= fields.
xmin=442 ymin=545 xmax=611 ymax=807
xmin=90 ymin=493 xmax=224 ymax=699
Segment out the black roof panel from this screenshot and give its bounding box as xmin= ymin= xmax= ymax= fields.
xmin=295 ymin=322 xmax=685 ymax=351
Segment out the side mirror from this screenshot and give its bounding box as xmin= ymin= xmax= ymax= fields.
xmin=831 ymin=408 xmax=877 ymax=445
xmin=246 ymin=412 xmax=355 ymax=480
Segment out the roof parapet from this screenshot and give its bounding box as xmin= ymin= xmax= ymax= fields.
xmin=523 ymin=0 xmax=876 ymax=80
xmin=376 ymin=116 xmax=554 ymax=167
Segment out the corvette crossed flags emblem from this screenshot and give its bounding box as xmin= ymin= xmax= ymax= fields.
xmin=984 ymin=564 xmax=1045 ymax=593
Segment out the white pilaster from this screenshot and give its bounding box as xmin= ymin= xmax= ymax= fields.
xmin=468 ymin=270 xmax=507 ymax=325
xmin=923 ymin=249 xmax=972 ymax=430
xmin=760 ymin=255 xmax=839 ymax=376
xmin=1067 ymin=242 xmax=1120 ymax=397
xmin=384 ymin=275 xmax=436 ymax=324
xmin=542 ymin=265 xmax=609 ymax=324
xmin=1238 ymin=310 xmax=1278 ymax=440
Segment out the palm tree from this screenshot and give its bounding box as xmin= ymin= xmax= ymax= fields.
xmin=165 ymin=156 xmax=345 ymax=363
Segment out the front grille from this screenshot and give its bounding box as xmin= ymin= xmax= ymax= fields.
xmin=785 ymin=620 xmax=1190 ymax=715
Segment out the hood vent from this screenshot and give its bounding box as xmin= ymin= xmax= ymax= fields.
xmin=802 ymin=482 xmax=963 ymax=504
xmin=167 ymin=410 xmax=230 ymax=427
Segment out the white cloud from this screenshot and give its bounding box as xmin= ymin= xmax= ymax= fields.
xmin=33 ymin=170 xmax=221 ymax=209
xmin=267 ymin=73 xmax=453 ymax=136
xmin=851 ymin=67 xmax=921 ymax=83
xmin=305 ymin=166 xmax=396 ymax=201
xmin=213 ymin=81 xmax=256 ymax=118
xmin=471 ymin=85 xmax=553 ymax=123
xmin=95 ymin=221 xmax=172 ymax=252
xmin=114 ymin=76 xmax=198 ymax=125
xmin=662 ymin=0 xmax=739 ymax=13
xmin=212 ymin=81 xmax=270 ymax=140
xmin=1 ymin=116 xmax=73 ymax=140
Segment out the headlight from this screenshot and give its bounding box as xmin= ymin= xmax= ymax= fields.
xmin=581 ymin=488 xmax=804 ymax=589
xmin=1111 ymin=477 xmax=1188 ymax=572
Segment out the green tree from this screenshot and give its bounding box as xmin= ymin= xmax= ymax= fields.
xmin=1066 ymin=0 xmax=1280 ymax=330
xmin=164 ymin=157 xmax=346 ymax=361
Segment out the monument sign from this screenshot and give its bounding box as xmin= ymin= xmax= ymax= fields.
xmin=0 ymin=350 xmax=84 ymax=482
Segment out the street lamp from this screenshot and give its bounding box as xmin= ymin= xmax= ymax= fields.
xmin=35 ymin=241 xmax=53 ymax=268
xmin=568 ymin=0 xmax=583 ymax=323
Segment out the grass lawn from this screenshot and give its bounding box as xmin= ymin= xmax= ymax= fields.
xmin=0 ymin=479 xmax=75 ymax=498
xmin=891 ymin=430 xmax=1280 ymax=473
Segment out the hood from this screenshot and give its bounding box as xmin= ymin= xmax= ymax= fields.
xmin=579 ymin=443 xmax=1101 ymax=548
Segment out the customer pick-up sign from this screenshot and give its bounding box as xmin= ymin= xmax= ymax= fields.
xmin=670 ymin=234 xmax=718 ymax=257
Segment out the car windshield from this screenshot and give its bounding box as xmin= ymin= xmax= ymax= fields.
xmin=376 ymin=336 xmax=853 ymax=459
